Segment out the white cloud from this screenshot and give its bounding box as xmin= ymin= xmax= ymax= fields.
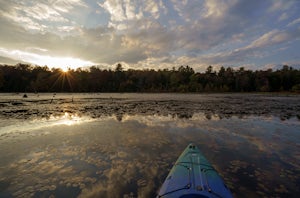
xmin=20 ymin=3 xmax=66 ymax=22
xmin=124 ymin=0 xmax=138 ymax=19
xmin=52 ymin=0 xmax=88 ymax=13
xmin=0 ymin=0 xmax=87 ymax=33
xmin=171 ymin=0 xmax=203 ymax=22
xmin=203 ymin=0 xmax=234 ymax=18
xmin=144 ymin=0 xmax=160 ymax=19
xmin=279 ymin=13 xmax=288 ymax=21
xmin=98 ymin=0 xmax=144 ymax=22
xmin=287 ymin=17 xmax=300 ymax=27
xmin=247 ymin=29 xmax=300 ymax=50
xmin=247 ymin=30 xmax=281 ymax=49
xmin=98 ymin=0 xmax=127 ymax=22
xmin=268 ymin=0 xmax=294 ymax=12
xmin=99 ymin=0 xmax=168 ymax=30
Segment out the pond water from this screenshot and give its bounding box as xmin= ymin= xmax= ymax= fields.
xmin=0 ymin=93 xmax=299 ymax=198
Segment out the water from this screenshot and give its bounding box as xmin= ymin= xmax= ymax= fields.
xmin=0 ymin=93 xmax=299 ymax=197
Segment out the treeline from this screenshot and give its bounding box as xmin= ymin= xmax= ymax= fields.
xmin=0 ymin=63 xmax=300 ymax=93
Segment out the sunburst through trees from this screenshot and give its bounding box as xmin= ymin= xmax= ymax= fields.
xmin=50 ymin=68 xmax=75 ymax=92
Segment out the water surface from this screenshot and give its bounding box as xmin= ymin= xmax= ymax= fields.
xmin=0 ymin=93 xmax=299 ymax=197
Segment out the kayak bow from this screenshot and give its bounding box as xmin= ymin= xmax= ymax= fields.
xmin=157 ymin=143 xmax=233 ymax=198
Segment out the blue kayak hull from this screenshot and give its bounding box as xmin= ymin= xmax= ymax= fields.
xmin=157 ymin=144 xmax=233 ymax=198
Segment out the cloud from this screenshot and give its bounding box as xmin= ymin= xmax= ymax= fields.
xmin=98 ymin=0 xmax=128 ymax=22
xmin=98 ymin=0 xmax=158 ymax=25
xmin=246 ymin=29 xmax=300 ymax=50
xmin=98 ymin=0 xmax=166 ymax=30
xmin=0 ymin=55 xmax=27 ymax=65
xmin=196 ymin=27 xmax=300 ymax=67
xmin=268 ymin=0 xmax=294 ymax=12
xmin=203 ymin=0 xmax=233 ymax=18
xmin=2 ymin=110 xmax=299 ymax=197
xmin=167 ymin=0 xmax=267 ymax=53
xmin=0 ymin=0 xmax=87 ymax=33
xmin=279 ymin=13 xmax=288 ymax=22
xmin=248 ymin=30 xmax=284 ymax=49
xmin=0 ymin=0 xmax=300 ymax=71
xmin=287 ymin=17 xmax=300 ymax=27
xmin=144 ymin=0 xmax=163 ymax=19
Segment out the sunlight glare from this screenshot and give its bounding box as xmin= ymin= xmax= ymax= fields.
xmin=0 ymin=113 xmax=94 ymax=135
xmin=57 ymin=112 xmax=82 ymax=126
xmin=41 ymin=56 xmax=94 ymax=70
xmin=61 ymin=67 xmax=69 ymax=73
xmin=0 ymin=48 xmax=95 ymax=70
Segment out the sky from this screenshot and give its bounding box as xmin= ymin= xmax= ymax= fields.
xmin=0 ymin=0 xmax=299 ymax=71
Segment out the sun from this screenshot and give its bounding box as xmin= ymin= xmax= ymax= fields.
xmin=50 ymin=65 xmax=76 ymax=91
xmin=61 ymin=67 xmax=69 ymax=73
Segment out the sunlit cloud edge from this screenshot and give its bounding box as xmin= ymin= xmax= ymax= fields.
xmin=0 ymin=47 xmax=96 ymax=70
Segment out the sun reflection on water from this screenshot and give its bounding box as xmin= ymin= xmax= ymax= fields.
xmin=0 ymin=113 xmax=94 ymax=135
xmin=51 ymin=112 xmax=83 ymax=126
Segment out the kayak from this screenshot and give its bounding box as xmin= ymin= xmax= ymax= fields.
xmin=157 ymin=143 xmax=233 ymax=198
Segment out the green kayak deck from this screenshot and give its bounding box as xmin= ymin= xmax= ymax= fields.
xmin=157 ymin=143 xmax=233 ymax=198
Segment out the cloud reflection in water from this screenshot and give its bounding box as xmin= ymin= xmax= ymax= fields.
xmin=0 ymin=114 xmax=299 ymax=198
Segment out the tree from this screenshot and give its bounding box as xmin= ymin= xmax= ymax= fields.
xmin=115 ymin=63 xmax=123 ymax=72
xmin=206 ymin=65 xmax=213 ymax=74
xmin=0 ymin=63 xmax=300 ymax=93
xmin=0 ymin=69 xmax=4 ymax=89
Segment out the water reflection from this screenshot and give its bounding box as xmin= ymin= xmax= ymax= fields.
xmin=0 ymin=113 xmax=299 ymax=198
xmin=0 ymin=113 xmax=94 ymax=135
xmin=52 ymin=112 xmax=87 ymax=126
xmin=1 ymin=93 xmax=300 ymax=121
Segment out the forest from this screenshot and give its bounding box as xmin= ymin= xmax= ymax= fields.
xmin=0 ymin=63 xmax=300 ymax=93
